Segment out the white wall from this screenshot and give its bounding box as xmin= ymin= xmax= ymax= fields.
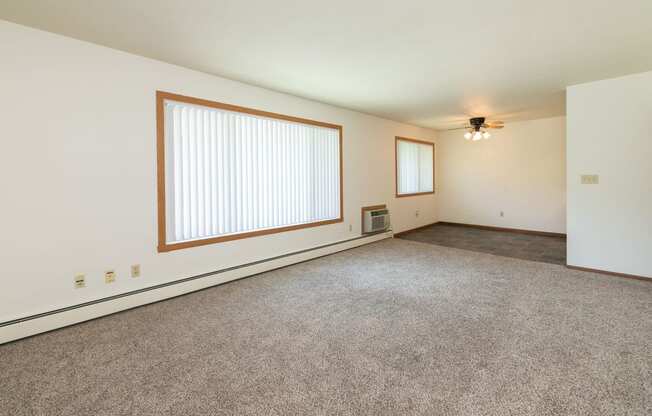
xmin=436 ymin=117 xmax=566 ymax=233
xmin=0 ymin=21 xmax=437 ymax=325
xmin=567 ymin=71 xmax=652 ymax=278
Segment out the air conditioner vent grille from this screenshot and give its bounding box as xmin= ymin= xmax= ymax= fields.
xmin=372 ymin=216 xmax=385 ymax=230
xmin=363 ymin=207 xmax=390 ymax=233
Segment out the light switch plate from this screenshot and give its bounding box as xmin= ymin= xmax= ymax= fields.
xmin=581 ymin=174 xmax=599 ymax=185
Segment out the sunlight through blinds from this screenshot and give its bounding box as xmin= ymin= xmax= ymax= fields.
xmin=397 ymin=139 xmax=434 ymax=195
xmin=163 ymin=100 xmax=341 ymax=244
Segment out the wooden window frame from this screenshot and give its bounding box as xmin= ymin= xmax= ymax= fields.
xmin=394 ymin=136 xmax=435 ymax=198
xmin=156 ymin=90 xmax=344 ymax=252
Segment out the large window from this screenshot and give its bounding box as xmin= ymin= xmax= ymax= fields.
xmin=395 ymin=136 xmax=434 ymax=197
xmin=157 ymin=91 xmax=343 ymax=252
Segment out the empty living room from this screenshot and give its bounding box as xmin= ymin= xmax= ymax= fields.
xmin=1 ymin=1 xmax=651 ymax=415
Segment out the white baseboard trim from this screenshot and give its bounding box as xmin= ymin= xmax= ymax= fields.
xmin=1 ymin=231 xmax=392 ymax=344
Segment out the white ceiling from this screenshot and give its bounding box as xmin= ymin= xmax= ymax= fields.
xmin=2 ymin=0 xmax=651 ymax=130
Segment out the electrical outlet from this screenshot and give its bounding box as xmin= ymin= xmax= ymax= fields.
xmin=74 ymin=273 xmax=86 ymax=289
xmin=131 ymin=264 xmax=141 ymax=278
xmin=348 ymin=224 xmax=352 ymax=232
xmin=105 ymin=270 xmax=116 ymax=284
xmin=500 ymin=211 xmax=504 ymax=217
xmin=415 ymin=210 xmax=420 ymax=217
xmin=581 ymin=174 xmax=599 ymax=185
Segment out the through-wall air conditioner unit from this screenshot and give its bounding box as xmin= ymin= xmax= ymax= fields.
xmin=363 ymin=208 xmax=391 ymax=233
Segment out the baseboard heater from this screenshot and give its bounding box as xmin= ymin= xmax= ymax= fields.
xmin=0 ymin=231 xmax=392 ymax=344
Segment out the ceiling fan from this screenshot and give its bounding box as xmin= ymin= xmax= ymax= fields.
xmin=447 ymin=117 xmax=504 ymax=141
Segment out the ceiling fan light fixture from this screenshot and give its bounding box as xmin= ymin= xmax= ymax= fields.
xmin=460 ymin=117 xmax=501 ymax=141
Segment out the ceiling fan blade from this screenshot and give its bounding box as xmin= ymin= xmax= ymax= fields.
xmin=487 ymin=125 xmax=504 ymax=129
xmin=486 ymin=121 xmax=504 ymax=126
xmin=443 ymin=125 xmax=471 ymax=131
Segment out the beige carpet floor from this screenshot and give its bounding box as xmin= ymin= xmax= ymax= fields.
xmin=1 ymin=238 xmax=650 ymax=415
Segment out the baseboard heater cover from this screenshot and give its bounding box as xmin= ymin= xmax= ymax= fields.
xmin=0 ymin=232 xmax=392 ymax=344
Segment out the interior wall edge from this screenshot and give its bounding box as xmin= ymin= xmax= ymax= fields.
xmin=392 ymin=221 xmax=440 ymax=237
xmin=566 ymin=264 xmax=652 ymax=282
xmin=437 ymin=221 xmax=567 ymax=238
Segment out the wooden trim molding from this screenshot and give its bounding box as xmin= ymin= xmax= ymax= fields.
xmin=156 ymin=92 xmax=167 ymax=251
xmin=566 ymin=265 xmax=651 ymax=282
xmin=361 ymin=204 xmax=386 ymax=234
xmin=395 ymin=136 xmax=435 ymax=198
xmin=157 ymin=91 xmax=342 ymax=129
xmin=437 ymin=221 xmax=567 ymax=238
xmin=393 ymin=221 xmax=439 ymax=238
xmin=156 ymin=90 xmax=344 ymax=252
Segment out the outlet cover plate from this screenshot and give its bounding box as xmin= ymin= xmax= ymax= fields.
xmin=581 ymin=174 xmax=599 ymax=185
xmin=74 ymin=274 xmax=86 ymax=289
xmin=131 ymin=264 xmax=141 ymax=278
xmin=105 ymin=270 xmax=116 ymax=283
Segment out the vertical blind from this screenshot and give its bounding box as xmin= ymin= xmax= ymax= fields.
xmin=396 ymin=139 xmax=434 ymax=195
xmin=163 ymin=99 xmax=341 ymax=244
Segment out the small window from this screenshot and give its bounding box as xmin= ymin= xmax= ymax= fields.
xmin=157 ymin=91 xmax=343 ymax=252
xmin=395 ymin=136 xmax=435 ymax=197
